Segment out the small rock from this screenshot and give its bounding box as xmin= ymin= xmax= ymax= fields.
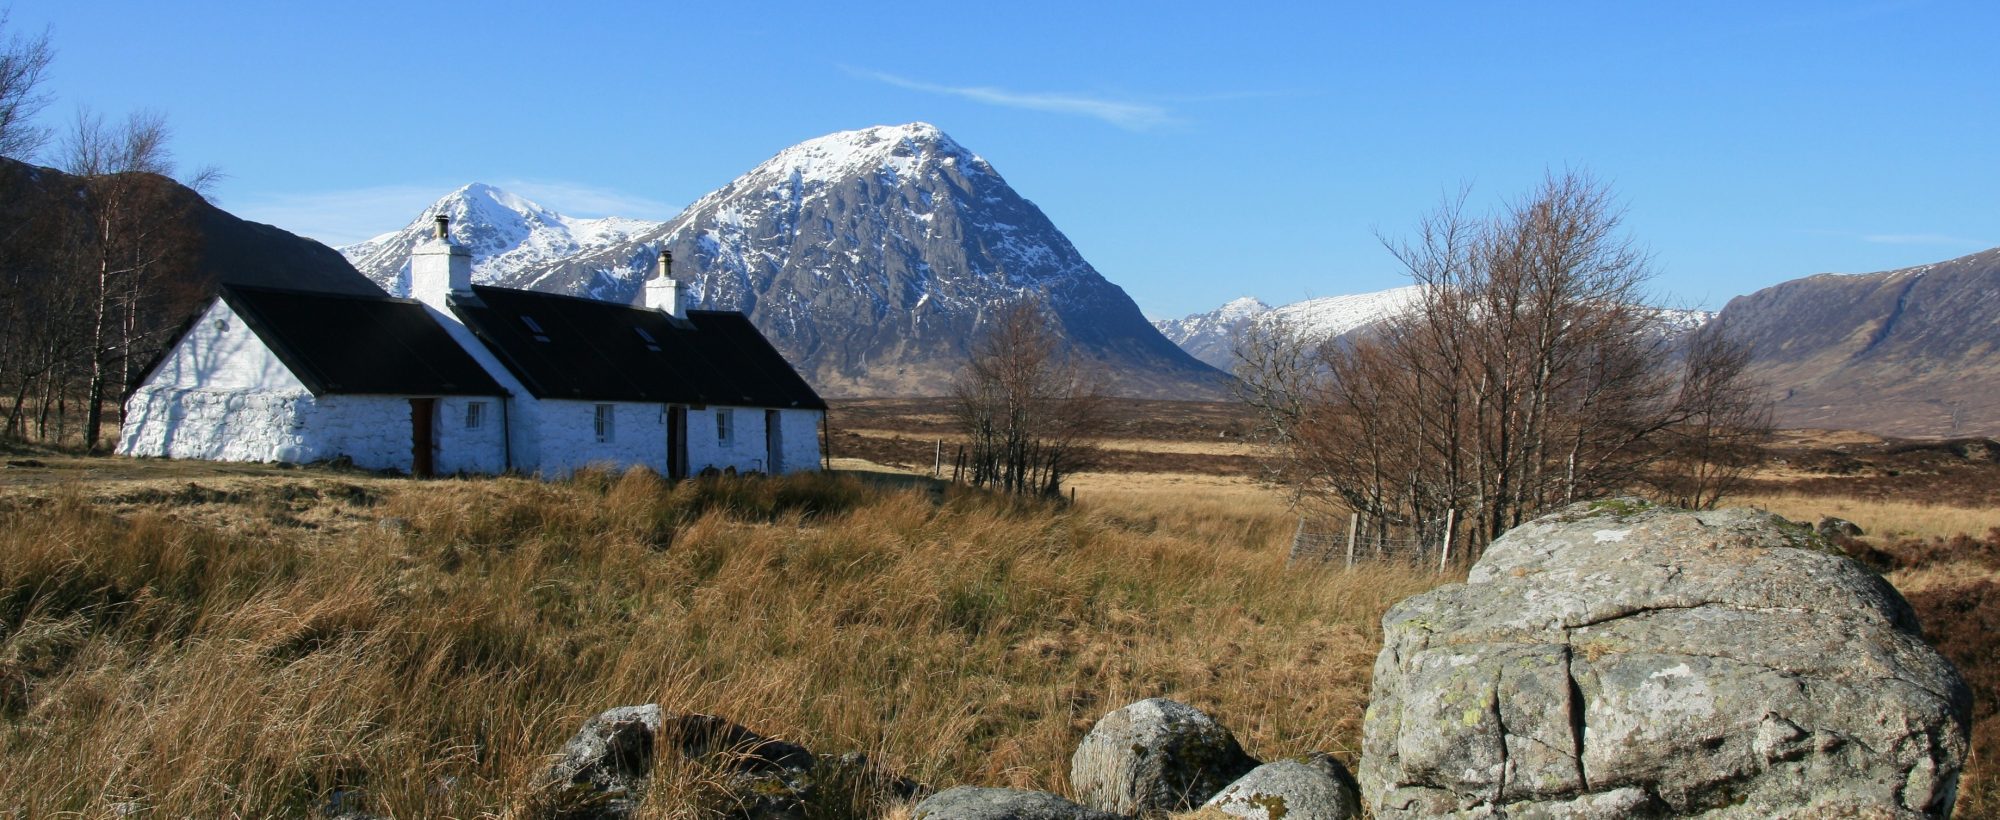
xmin=1817 ymin=515 xmax=1865 ymax=540
xmin=913 ymin=786 xmax=1122 ymax=820
xmin=1200 ymin=755 xmax=1359 ymax=820
xmin=1071 ymin=698 xmax=1259 ymax=817
xmin=377 ymin=517 xmax=411 ymax=534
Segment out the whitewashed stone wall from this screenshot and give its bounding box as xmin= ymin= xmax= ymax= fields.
xmin=529 ymin=399 xmax=668 ymax=478
xmin=120 ymin=387 xmax=317 ymax=462
xmin=433 ymin=396 xmax=508 ymax=475
xmin=772 ymin=408 xmax=824 ymax=474
xmin=308 ymin=396 xmax=414 ymax=471
xmin=117 ymin=300 xmax=325 ymax=464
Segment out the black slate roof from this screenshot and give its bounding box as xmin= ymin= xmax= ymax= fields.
xmin=451 ymin=285 xmax=826 ymax=409
xmin=219 ymin=285 xmax=507 ymax=397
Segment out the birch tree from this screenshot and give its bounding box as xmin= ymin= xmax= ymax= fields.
xmin=1239 ymin=172 xmax=1770 ymax=552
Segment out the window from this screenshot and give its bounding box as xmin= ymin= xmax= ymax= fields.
xmin=521 ymin=315 xmax=551 ymax=343
xmin=634 ymin=326 xmax=662 ymax=352
xmin=595 ymin=404 xmax=615 ymax=443
xmin=716 ymin=409 xmax=733 ymax=445
xmin=465 ymin=401 xmax=486 ymax=430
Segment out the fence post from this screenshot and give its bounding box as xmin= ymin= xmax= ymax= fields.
xmin=933 ymin=439 xmax=943 ymax=477
xmin=1345 ymin=513 xmax=1359 ymax=569
xmin=1440 ymin=509 xmax=1456 ymax=573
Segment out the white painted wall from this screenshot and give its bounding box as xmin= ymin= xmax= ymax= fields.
xmin=528 ymin=399 xmax=668 ymax=478
xmin=120 ymin=387 xmax=317 ymax=462
xmin=140 ymin=300 xmax=308 ymax=392
xmin=685 ymin=406 xmax=761 ymax=474
xmin=772 ymin=409 xmax=825 ymax=474
xmin=308 ymin=396 xmax=414 ymax=470
xmin=434 ymin=396 xmax=508 ymax=475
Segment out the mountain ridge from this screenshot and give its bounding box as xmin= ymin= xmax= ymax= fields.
xmin=346 ymin=123 xmax=1227 ymax=399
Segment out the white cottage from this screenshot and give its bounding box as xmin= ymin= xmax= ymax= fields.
xmin=120 ymin=216 xmax=826 ymax=478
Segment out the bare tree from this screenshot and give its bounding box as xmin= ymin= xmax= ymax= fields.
xmin=1239 ymin=171 xmax=1771 ymax=552
xmin=1650 ymin=324 xmax=1772 ymax=509
xmin=0 ymin=10 xmax=53 ymax=160
xmin=952 ymin=298 xmax=1104 ymax=498
xmin=60 ymin=109 xmax=211 ymax=450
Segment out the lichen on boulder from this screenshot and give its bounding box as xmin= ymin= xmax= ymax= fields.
xmin=1359 ymin=500 xmax=1972 ymax=818
xmin=1070 ymin=697 xmax=1260 ymax=816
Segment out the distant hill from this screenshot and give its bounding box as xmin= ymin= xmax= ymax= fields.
xmin=0 ymin=155 xmax=380 ymax=298
xmin=1713 ymin=246 xmax=2000 ymax=437
xmin=348 ymin=124 xmax=1229 ymax=399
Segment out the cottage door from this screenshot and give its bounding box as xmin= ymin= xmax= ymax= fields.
xmin=410 ymin=398 xmax=436 ymax=478
xmin=666 ymin=406 xmax=688 ymax=480
xmin=764 ymin=409 xmax=783 ymax=474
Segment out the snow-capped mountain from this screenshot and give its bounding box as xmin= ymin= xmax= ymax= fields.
xmin=1155 ymin=287 xmax=1426 ymax=370
xmin=1152 ymin=297 xmax=1269 ymax=371
xmin=1265 ymin=285 xmax=1429 ymax=342
xmin=459 ymin=123 xmax=1226 ymax=398
xmin=1162 ymin=286 xmax=1718 ymax=372
xmin=339 ymin=183 xmax=660 ymax=296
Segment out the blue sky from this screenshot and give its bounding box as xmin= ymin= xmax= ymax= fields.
xmin=8 ymin=1 xmax=1996 ymax=318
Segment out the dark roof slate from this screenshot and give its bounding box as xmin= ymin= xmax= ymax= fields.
xmin=451 ymin=285 xmax=826 ymax=409
xmin=219 ymin=285 xmax=507 ymax=397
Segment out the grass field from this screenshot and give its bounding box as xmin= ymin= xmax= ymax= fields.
xmin=2 ymin=400 xmax=1996 ymax=816
xmin=0 ymin=461 xmax=1444 ymax=817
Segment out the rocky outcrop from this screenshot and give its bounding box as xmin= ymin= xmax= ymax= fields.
xmin=1197 ymin=755 xmax=1360 ymax=820
xmin=1070 ymin=697 xmax=1260 ymax=817
xmin=912 ymin=786 xmax=1123 ymax=820
xmin=1359 ymin=499 xmax=1972 ymax=818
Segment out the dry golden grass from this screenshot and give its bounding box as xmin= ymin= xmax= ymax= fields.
xmin=0 ymin=468 xmax=1437 ymax=817
xmin=1733 ymin=491 xmax=2000 ymax=543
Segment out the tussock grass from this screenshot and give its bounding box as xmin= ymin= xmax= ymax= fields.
xmin=0 ymin=470 xmax=1434 ymax=817
xmin=1733 ymin=491 xmax=2000 ymax=543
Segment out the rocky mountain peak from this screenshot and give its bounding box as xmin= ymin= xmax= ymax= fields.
xmin=340 ymin=183 xmax=661 ymax=297
xmin=342 ymin=125 xmax=1225 ymax=398
xmin=736 ymin=122 xmax=985 ymax=190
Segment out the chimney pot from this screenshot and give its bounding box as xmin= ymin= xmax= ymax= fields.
xmin=433 ymin=214 xmax=450 ymax=240
xmin=658 ymin=249 xmax=673 ymax=280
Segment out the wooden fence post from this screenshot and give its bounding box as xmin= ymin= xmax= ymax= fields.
xmin=1440 ymin=509 xmax=1456 ymax=572
xmin=1345 ymin=513 xmax=1359 ymax=569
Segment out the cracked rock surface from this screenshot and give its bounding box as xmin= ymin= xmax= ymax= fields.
xmin=1358 ymin=500 xmax=1971 ymax=818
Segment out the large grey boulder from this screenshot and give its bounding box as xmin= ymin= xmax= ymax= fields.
xmin=1198 ymin=755 xmax=1360 ymax=820
xmin=1359 ymin=499 xmax=1972 ymax=818
xmin=912 ymin=786 xmax=1123 ymax=820
xmin=1071 ymin=698 xmax=1259 ymax=816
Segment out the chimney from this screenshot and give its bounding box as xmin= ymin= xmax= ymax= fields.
xmin=410 ymin=213 xmax=473 ymax=311
xmin=640 ymin=247 xmax=685 ymax=319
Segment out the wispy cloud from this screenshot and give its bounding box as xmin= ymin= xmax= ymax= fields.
xmin=233 ymin=181 xmax=679 ymax=248
xmin=846 ymin=67 xmax=1175 ymax=130
xmin=1861 ymin=233 xmax=1994 ymax=248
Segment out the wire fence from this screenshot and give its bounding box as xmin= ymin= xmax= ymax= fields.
xmin=1288 ymin=512 xmax=1466 ymax=573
